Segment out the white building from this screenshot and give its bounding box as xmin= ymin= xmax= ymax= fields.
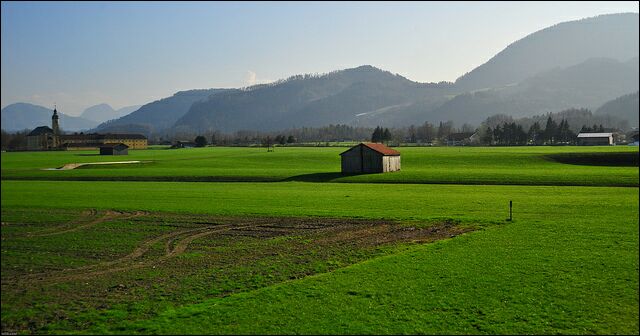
xmin=577 ymin=132 xmax=614 ymax=146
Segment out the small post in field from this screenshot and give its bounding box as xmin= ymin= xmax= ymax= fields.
xmin=507 ymin=200 xmax=513 ymax=221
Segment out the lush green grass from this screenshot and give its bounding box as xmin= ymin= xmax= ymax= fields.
xmin=1 ymin=146 xmax=638 ymax=334
xmin=2 ymin=146 xmax=638 ymax=186
xmin=1 ymin=206 xmax=468 ymax=334
xmin=2 ymin=180 xmax=638 ymax=334
xmin=1 ymin=180 xmax=623 ymax=222
xmin=133 ymin=193 xmax=638 ymax=335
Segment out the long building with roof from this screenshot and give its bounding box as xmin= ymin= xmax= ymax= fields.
xmin=26 ymin=107 xmax=147 ymax=150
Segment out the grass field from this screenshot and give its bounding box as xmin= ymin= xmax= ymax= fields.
xmin=1 ymin=146 xmax=638 ymax=334
xmin=2 ymin=146 xmax=638 ymax=186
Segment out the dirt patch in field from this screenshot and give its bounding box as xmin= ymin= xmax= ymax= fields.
xmin=3 ymin=213 xmax=473 ymax=285
xmin=8 ymin=209 xmax=148 ymax=238
xmin=42 ymin=161 xmax=148 ymax=170
xmin=1 ymin=209 xmax=479 ymax=333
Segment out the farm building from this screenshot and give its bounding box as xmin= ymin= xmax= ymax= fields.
xmin=26 ymin=126 xmax=57 ymax=150
xmin=340 ymin=143 xmax=400 ymax=174
xmin=99 ymin=143 xmax=129 ymax=155
xmin=577 ymin=132 xmax=614 ymax=145
xmin=26 ymin=107 xmax=147 ymax=150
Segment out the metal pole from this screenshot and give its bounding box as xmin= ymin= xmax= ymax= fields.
xmin=509 ymin=200 xmax=512 ymax=221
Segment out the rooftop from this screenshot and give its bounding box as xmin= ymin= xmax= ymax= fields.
xmin=27 ymin=126 xmax=54 ymax=136
xmin=341 ymin=142 xmax=400 ymax=156
xmin=577 ymin=132 xmax=613 ymax=138
xmin=99 ymin=143 xmax=129 ymax=150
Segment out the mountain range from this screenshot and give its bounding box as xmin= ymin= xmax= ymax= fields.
xmin=0 ymin=103 xmax=142 ymax=132
xmin=0 ymin=103 xmax=98 ymax=132
xmin=3 ymin=13 xmax=638 ymax=136
xmin=81 ymin=104 xmax=142 ymax=123
xmin=94 ymin=89 xmax=230 ymax=136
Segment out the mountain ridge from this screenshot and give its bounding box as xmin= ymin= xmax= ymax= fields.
xmin=1 ymin=103 xmax=98 ymax=132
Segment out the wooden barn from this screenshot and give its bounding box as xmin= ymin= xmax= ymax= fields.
xmin=99 ymin=143 xmax=129 ymax=155
xmin=340 ymin=143 xmax=401 ymax=174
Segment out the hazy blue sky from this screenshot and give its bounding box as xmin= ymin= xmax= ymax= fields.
xmin=2 ymin=1 xmax=638 ymax=116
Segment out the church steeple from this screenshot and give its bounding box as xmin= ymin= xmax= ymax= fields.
xmin=52 ymin=105 xmax=60 ymax=136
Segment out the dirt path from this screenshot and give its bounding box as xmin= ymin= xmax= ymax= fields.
xmin=11 ymin=223 xmax=247 ymax=284
xmin=28 ymin=210 xmax=147 ymax=238
xmin=4 ymin=214 xmax=473 ymax=285
xmin=9 ymin=209 xmax=99 ymax=238
xmin=42 ymin=161 xmax=144 ymax=171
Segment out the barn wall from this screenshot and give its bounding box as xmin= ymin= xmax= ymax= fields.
xmin=382 ymin=155 xmax=401 ymax=172
xmin=341 ymin=147 xmax=362 ymax=173
xmin=361 ymin=146 xmax=383 ymax=173
xmin=578 ymin=137 xmax=613 ymax=145
xmin=100 ymin=148 xmax=113 ymax=155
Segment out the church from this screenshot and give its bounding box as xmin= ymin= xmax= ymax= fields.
xmin=26 ymin=107 xmax=148 ymax=151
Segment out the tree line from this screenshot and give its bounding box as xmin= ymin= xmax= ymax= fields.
xmin=482 ymin=117 xmax=588 ymax=145
xmin=2 ymin=107 xmax=631 ymax=150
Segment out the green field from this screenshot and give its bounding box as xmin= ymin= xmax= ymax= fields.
xmin=1 ymin=146 xmax=638 ymax=334
xmin=2 ymin=146 xmax=638 ymax=186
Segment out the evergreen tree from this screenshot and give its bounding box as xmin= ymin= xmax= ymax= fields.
xmin=382 ymin=128 xmax=391 ymax=143
xmin=194 ymin=135 xmax=208 ymax=147
xmin=557 ymin=119 xmax=567 ymax=143
xmin=371 ymin=126 xmax=383 ymax=143
xmin=544 ymin=117 xmax=558 ymax=144
xmin=528 ymin=121 xmax=542 ymax=145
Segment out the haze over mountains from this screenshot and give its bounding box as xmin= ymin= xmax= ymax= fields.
xmin=454 ymin=13 xmax=638 ymax=91
xmin=94 ymin=89 xmax=230 ymax=135
xmin=1 ymin=103 xmax=142 ymax=132
xmin=81 ymin=104 xmax=142 ymax=123
xmin=0 ymin=103 xmax=98 ymax=132
xmin=3 ymin=13 xmax=638 ymax=136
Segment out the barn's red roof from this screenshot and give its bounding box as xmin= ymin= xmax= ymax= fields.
xmin=340 ymin=143 xmax=400 ymax=156
xmin=362 ymin=143 xmax=400 ymax=155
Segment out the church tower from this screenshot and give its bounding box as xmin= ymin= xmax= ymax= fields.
xmin=51 ymin=106 xmax=60 ymax=147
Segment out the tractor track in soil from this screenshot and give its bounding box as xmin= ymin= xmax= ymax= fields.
xmin=3 ymin=212 xmax=473 ymax=285
xmin=4 ymin=221 xmax=262 ymax=284
xmin=10 ymin=209 xmax=148 ymax=238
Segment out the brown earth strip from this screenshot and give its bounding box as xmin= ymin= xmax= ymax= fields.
xmin=6 ymin=209 xmax=99 ymax=237
xmin=23 ymin=210 xmax=148 ymax=238
xmin=7 ymin=224 xmax=247 ymax=284
xmin=3 ymin=213 xmax=475 ymax=285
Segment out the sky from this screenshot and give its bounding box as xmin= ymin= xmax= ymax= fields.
xmin=1 ymin=1 xmax=638 ymax=116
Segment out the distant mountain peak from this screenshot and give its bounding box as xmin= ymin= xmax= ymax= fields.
xmin=455 ymin=12 xmax=639 ymax=91
xmin=1 ymin=102 xmax=97 ymax=132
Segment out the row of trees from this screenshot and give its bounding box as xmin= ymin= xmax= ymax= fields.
xmin=483 ymin=117 xmax=591 ymax=145
xmin=147 ymin=108 xmax=629 ymax=147
xmin=1 ymin=130 xmax=29 ymax=151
